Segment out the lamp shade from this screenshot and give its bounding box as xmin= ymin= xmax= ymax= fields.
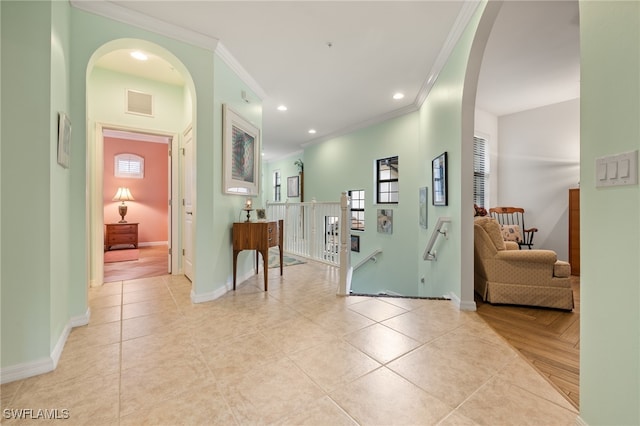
xmin=112 ymin=187 xmax=134 ymax=202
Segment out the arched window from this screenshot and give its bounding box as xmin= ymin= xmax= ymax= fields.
xmin=114 ymin=153 xmax=144 ymax=178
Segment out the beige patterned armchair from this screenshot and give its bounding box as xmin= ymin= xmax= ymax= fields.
xmin=474 ymin=217 xmax=574 ymax=310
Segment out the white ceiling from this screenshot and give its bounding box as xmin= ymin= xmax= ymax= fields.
xmin=81 ymin=1 xmax=580 ymax=161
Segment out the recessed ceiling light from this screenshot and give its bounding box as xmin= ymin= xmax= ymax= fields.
xmin=130 ymin=51 xmax=148 ymax=61
xmin=277 ymin=105 xmax=288 ymax=111
xmin=308 ymin=129 xmax=317 ymax=134
xmin=393 ymin=92 xmax=405 ymax=100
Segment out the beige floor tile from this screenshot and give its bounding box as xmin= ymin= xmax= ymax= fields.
xmin=119 ymin=383 xmax=236 ymax=426
xmin=274 ymin=395 xmax=358 ymax=426
xmin=387 ymin=342 xmax=495 ymax=408
xmin=121 ymin=309 xmax=186 ymax=341
xmin=89 ymin=293 xmax=122 ymax=310
xmin=288 ymin=338 xmax=380 ymax=392
xmin=8 ymin=372 xmax=120 ymax=424
xmin=121 ymin=296 xmax=178 ymax=320
xmin=200 ymin=331 xmax=286 ymax=384
xmin=456 ymin=376 xmax=577 ymax=426
xmin=122 ymin=285 xmax=173 ymax=304
xmin=344 ymin=323 xmax=422 ymax=364
xmin=119 ymin=356 xmax=215 ymax=417
xmin=64 ymin=321 xmax=121 ymax=350
xmin=121 ymin=328 xmax=200 ymax=371
xmin=88 ymin=305 xmax=121 ymax=325
xmin=438 ymin=411 xmax=481 ymax=426
xmin=382 ymin=306 xmax=468 ymax=344
xmin=305 ymin=305 xmax=376 ymax=336
xmin=330 ymin=367 xmax=452 ymax=426
xmin=218 ymin=357 xmax=325 ymax=424
xmin=497 ymin=356 xmax=578 ymax=413
xmin=0 ymin=380 xmax=23 ymax=409
xmin=347 ymin=298 xmax=408 ymax=322
xmin=378 ymin=296 xmax=431 ymax=311
xmin=260 ymin=316 xmax=337 ymax=355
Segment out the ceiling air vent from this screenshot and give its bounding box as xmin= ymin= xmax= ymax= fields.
xmin=126 ymin=89 xmax=153 ymax=116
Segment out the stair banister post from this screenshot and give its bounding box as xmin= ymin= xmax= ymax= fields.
xmin=310 ymin=198 xmax=317 ymax=259
xmin=337 ymin=192 xmax=351 ymax=295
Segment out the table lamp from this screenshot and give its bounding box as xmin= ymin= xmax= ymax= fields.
xmin=113 ymin=187 xmax=134 ymax=223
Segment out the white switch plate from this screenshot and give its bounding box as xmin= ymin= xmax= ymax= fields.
xmin=595 ymin=150 xmax=638 ymax=187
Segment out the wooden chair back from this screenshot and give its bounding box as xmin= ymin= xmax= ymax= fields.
xmin=488 ymin=206 xmax=538 ymax=249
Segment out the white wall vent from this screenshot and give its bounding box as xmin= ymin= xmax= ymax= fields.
xmin=126 ymin=89 xmax=153 ymax=116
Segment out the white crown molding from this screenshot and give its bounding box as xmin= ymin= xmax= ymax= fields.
xmin=70 ymin=1 xmax=219 ymax=51
xmin=215 ymin=43 xmax=268 ymax=101
xmin=70 ymin=1 xmax=267 ymax=102
xmin=415 ymin=0 xmax=483 ymax=107
xmin=301 ymin=103 xmax=419 ymax=149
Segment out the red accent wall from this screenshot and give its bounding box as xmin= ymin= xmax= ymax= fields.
xmin=104 ymin=137 xmax=168 ymax=244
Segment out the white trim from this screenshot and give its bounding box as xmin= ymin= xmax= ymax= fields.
xmin=0 ymin=310 xmax=89 ymax=384
xmin=415 ymin=0 xmax=482 ymax=106
xmin=448 ymin=291 xmax=477 ymax=311
xmin=215 ymin=44 xmax=267 ymax=101
xmin=70 ymin=1 xmax=218 ymax=51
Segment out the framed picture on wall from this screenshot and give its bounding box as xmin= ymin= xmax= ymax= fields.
xmin=432 ymin=152 xmax=448 ymax=206
xmin=350 ymin=235 xmax=360 ymax=252
xmin=287 ymin=175 xmax=300 ymax=198
xmin=57 ymin=112 xmax=71 ymax=168
xmin=222 ymin=104 xmax=260 ymax=195
xmin=419 ymin=187 xmax=428 ymax=228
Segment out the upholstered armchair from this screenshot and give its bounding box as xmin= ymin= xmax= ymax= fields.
xmin=474 ymin=217 xmax=574 ymax=310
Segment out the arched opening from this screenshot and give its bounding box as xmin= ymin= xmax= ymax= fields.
xmin=86 ymin=39 xmax=197 ymax=287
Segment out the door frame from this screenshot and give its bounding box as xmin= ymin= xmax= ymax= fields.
xmin=90 ymin=122 xmax=179 ymax=286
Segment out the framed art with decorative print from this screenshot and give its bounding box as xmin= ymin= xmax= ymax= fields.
xmin=223 ymin=104 xmax=260 ymax=195
xmin=432 ymin=152 xmax=448 ymax=206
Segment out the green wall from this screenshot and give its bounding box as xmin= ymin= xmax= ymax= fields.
xmin=304 ymin=113 xmax=421 ymax=296
xmin=579 ymin=1 xmax=640 ymax=424
xmin=264 ymin=152 xmax=303 ymax=204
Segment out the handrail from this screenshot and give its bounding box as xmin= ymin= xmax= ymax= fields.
xmin=423 ymin=217 xmax=451 ymax=261
xmin=353 ymin=249 xmax=383 ymax=271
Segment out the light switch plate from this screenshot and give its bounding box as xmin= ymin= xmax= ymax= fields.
xmin=596 ymin=150 xmax=638 ymax=187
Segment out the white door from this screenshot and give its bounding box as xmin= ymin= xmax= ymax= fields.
xmin=182 ymin=127 xmax=194 ymax=281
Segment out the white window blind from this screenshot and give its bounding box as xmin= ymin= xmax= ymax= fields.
xmin=114 ymin=153 xmax=144 ymax=178
xmin=473 ymin=136 xmax=488 ymax=207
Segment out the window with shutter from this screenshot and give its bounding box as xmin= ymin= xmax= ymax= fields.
xmin=114 ymin=153 xmax=144 ymax=178
xmin=473 ymin=136 xmax=488 ymax=207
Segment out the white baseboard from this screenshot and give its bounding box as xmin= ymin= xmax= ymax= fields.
xmin=449 ymin=292 xmax=477 ymax=311
xmin=191 ymin=270 xmax=256 ymax=303
xmin=575 ymin=416 xmax=588 ymax=426
xmin=0 ymin=308 xmax=89 ymax=384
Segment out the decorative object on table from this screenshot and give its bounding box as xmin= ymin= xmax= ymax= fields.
xmin=256 ymin=208 xmax=266 ymax=221
xmin=432 ymin=152 xmax=448 ymax=206
xmin=223 ymin=104 xmax=260 ymax=196
xmin=287 ymin=175 xmax=300 ymax=198
xmin=243 ymin=197 xmax=253 ymax=222
xmin=57 ymin=112 xmax=71 ymax=168
xmin=112 ymin=187 xmax=134 ymax=223
xmin=377 ymin=209 xmax=393 ymax=234
xmin=350 ymin=234 xmax=360 ymax=252
xmin=419 ymin=187 xmax=428 ymax=229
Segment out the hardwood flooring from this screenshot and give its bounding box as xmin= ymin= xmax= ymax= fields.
xmin=476 ymin=276 xmax=580 ymax=409
xmin=103 ymin=244 xmax=169 ymax=283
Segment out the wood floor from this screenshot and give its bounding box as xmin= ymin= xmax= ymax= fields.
xmin=103 ymin=245 xmax=169 ymax=283
xmin=476 ymin=276 xmax=580 ymax=409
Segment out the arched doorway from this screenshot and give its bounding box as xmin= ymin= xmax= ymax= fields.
xmin=86 ymin=39 xmax=196 ymax=287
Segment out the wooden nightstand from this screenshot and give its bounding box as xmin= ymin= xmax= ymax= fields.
xmin=105 ymin=223 xmax=139 ymax=251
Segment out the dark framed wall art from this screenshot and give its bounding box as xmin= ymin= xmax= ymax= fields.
xmin=432 ymin=152 xmax=448 ymax=206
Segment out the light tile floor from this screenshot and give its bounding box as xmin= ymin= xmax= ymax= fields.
xmin=1 ymin=261 xmax=578 ymax=425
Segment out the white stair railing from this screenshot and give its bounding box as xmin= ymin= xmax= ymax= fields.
xmin=423 ymin=217 xmax=451 ymax=261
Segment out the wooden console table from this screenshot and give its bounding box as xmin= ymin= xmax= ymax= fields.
xmin=232 ymin=220 xmax=283 ymax=291
xmin=105 ymin=223 xmax=138 ymax=251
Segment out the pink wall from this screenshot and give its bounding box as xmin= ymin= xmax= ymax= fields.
xmin=104 ymin=137 xmax=169 ymax=244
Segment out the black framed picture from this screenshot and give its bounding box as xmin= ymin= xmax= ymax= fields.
xmin=432 ymin=152 xmax=448 ymax=206
xmin=350 ymin=234 xmax=360 ymax=252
